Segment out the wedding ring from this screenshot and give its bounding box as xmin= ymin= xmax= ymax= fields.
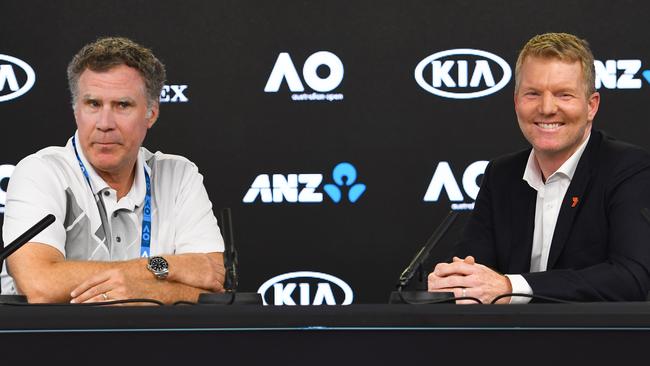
xmin=461 ymin=288 xmax=467 ymax=297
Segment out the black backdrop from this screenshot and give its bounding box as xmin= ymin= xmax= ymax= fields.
xmin=2 ymin=0 xmax=650 ymax=303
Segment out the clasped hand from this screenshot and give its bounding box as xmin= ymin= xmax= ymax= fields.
xmin=427 ymin=256 xmax=512 ymax=304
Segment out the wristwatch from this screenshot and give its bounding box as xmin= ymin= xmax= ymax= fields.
xmin=147 ymin=256 xmax=169 ymax=280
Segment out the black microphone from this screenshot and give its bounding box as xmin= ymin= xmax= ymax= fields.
xmin=0 ymin=214 xmax=56 ymax=304
xmin=0 ymin=214 xmax=55 ymax=262
xmin=389 ymin=211 xmax=458 ymax=304
xmin=197 ymin=208 xmax=261 ymax=305
xmin=398 ymin=210 xmax=458 ymax=288
xmin=221 ymin=207 xmax=238 ymax=292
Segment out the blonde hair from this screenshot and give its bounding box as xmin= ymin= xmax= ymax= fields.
xmin=515 ymin=33 xmax=595 ymax=97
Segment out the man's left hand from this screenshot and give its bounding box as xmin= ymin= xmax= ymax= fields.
xmin=70 ymin=268 xmax=148 ymax=304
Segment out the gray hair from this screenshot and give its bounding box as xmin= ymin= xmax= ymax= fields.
xmin=67 ymin=37 xmax=166 ymax=109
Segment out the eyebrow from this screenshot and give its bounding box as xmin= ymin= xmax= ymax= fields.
xmin=80 ymin=95 xmax=137 ymax=103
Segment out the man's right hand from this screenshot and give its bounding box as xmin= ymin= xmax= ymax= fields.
xmin=165 ymin=253 xmax=226 ymax=293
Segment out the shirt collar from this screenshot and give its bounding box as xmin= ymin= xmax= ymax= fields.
xmin=523 ymin=132 xmax=591 ymax=190
xmin=70 ymin=131 xmax=148 ymax=207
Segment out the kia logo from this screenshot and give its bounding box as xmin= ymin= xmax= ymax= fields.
xmin=414 ymin=48 xmax=511 ymax=99
xmin=0 ymin=54 xmax=36 ymax=102
xmin=257 ymin=271 xmax=354 ymax=306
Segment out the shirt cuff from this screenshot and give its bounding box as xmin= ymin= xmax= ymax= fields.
xmin=504 ymin=274 xmax=533 ymax=304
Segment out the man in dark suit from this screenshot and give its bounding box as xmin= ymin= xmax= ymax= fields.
xmin=428 ymin=32 xmax=650 ymax=303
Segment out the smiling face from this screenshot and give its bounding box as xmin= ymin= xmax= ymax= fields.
xmin=74 ymin=64 xmax=158 ymax=181
xmin=514 ymin=56 xmax=600 ymax=165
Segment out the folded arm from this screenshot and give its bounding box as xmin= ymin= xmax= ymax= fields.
xmin=7 ymin=242 xmax=225 ymax=304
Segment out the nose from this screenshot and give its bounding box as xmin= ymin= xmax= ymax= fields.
xmin=96 ymin=105 xmax=116 ymax=131
xmin=539 ymin=91 xmax=558 ymax=115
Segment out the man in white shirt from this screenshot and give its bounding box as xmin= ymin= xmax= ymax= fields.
xmin=2 ymin=37 xmax=226 ymax=304
xmin=428 ymin=32 xmax=650 ymax=303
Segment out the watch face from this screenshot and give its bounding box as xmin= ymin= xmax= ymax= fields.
xmin=149 ymin=257 xmax=167 ymax=272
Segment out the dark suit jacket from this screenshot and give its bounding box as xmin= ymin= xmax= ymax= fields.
xmin=458 ymin=129 xmax=650 ymax=301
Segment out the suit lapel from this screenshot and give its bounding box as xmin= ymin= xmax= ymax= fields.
xmin=546 ymin=131 xmax=600 ymax=268
xmin=501 ymin=149 xmax=537 ymax=273
xmin=507 ymin=164 xmax=537 ymax=273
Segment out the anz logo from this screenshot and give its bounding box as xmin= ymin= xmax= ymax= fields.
xmin=323 ymin=162 xmax=366 ymax=203
xmin=415 ymin=49 xmax=512 ymax=99
xmin=594 ymin=60 xmax=650 ymax=90
xmin=0 ymin=54 xmax=36 ymax=102
xmin=257 ymin=271 xmax=354 ymax=306
xmin=423 ymin=161 xmax=488 ymax=210
xmin=242 ymin=162 xmax=366 ymax=204
xmin=0 ymin=164 xmax=15 ymax=214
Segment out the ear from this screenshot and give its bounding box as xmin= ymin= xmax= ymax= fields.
xmin=587 ymin=92 xmax=600 ymax=122
xmin=146 ymin=102 xmax=159 ymax=128
xmin=513 ymin=89 xmax=523 ymax=116
xmin=73 ymin=102 xmax=82 ymax=128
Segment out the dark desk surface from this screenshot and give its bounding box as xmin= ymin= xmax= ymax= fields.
xmin=1 ymin=302 xmax=650 ymax=331
xmin=1 ymin=303 xmax=649 ymax=364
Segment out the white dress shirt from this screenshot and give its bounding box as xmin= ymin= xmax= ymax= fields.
xmin=505 ymin=134 xmax=590 ymax=304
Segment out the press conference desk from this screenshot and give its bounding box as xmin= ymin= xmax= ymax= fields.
xmin=0 ymin=303 xmax=648 ymax=363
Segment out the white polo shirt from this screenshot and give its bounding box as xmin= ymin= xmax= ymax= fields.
xmin=1 ymin=132 xmax=224 ymax=294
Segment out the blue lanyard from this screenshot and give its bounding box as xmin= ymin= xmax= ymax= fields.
xmin=72 ymin=136 xmax=152 ymax=257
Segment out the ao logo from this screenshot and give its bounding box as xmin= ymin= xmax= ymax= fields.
xmin=0 ymin=55 xmax=36 ymax=102
xmin=414 ymin=49 xmax=511 ymax=99
xmin=423 ymin=161 xmax=488 ymax=209
xmin=0 ymin=165 xmax=16 ymax=213
xmin=257 ymin=271 xmax=354 ymax=306
xmin=264 ymin=51 xmax=344 ymax=92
